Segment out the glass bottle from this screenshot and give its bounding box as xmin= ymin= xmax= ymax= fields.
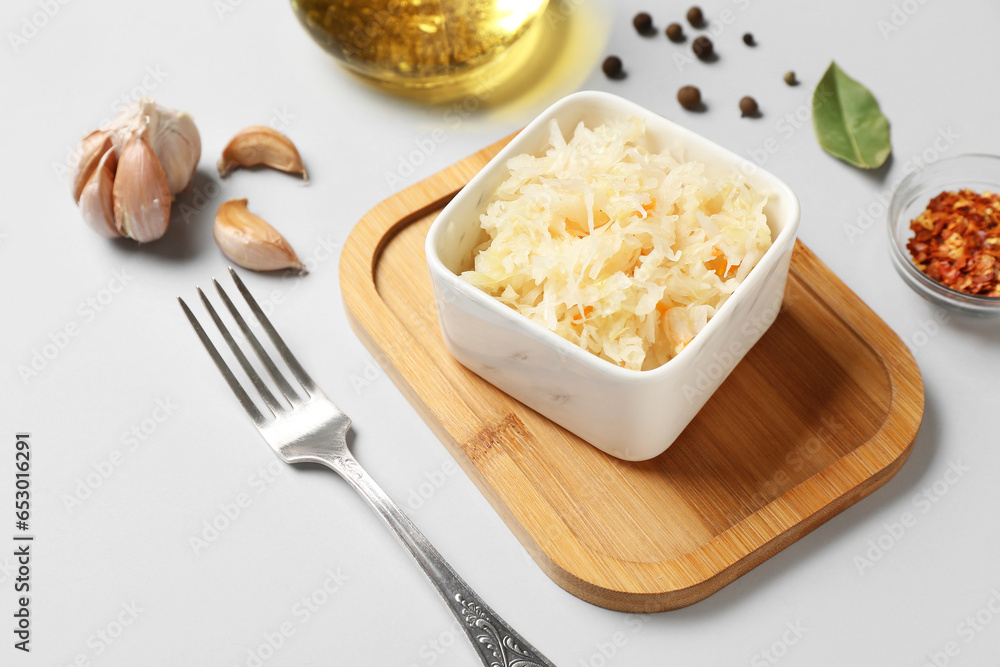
xmin=291 ymin=0 xmax=551 ymax=101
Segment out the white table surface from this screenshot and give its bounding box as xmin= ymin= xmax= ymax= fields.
xmin=4 ymin=0 xmax=999 ymax=664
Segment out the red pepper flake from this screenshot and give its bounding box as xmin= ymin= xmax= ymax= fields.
xmin=906 ymin=189 xmax=1000 ymax=297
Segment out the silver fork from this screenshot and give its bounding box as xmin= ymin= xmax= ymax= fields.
xmin=180 ymin=268 xmax=556 ymax=667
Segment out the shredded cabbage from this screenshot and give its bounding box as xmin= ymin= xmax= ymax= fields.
xmin=461 ymin=117 xmax=772 ymax=371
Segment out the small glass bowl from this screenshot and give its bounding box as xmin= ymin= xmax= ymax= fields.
xmin=888 ymin=154 xmax=1000 ymax=315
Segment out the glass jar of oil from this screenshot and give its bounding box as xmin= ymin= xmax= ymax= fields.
xmin=290 ymin=0 xmax=550 ymax=101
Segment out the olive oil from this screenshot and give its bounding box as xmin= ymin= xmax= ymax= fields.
xmin=291 ymin=0 xmax=549 ymax=99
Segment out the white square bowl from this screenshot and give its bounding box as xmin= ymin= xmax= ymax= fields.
xmin=425 ymin=91 xmax=800 ymax=461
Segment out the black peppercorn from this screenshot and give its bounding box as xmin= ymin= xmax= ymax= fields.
xmin=692 ymin=35 xmax=714 ymax=60
xmin=602 ymin=56 xmax=624 ymax=79
xmin=686 ymin=6 xmax=704 ymax=27
xmin=677 ymin=86 xmax=702 ymax=111
xmin=739 ymin=96 xmax=759 ymax=117
xmin=633 ymin=12 xmax=653 ymax=34
xmin=742 ymin=32 xmax=755 ymax=46
xmin=665 ymin=22 xmax=684 ymax=42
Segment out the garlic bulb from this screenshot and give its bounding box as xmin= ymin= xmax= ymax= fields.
xmin=70 ymin=97 xmax=201 ymax=242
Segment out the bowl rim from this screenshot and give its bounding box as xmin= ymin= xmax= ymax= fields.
xmin=425 ymin=89 xmax=802 ymax=381
xmin=887 ymin=152 xmax=1000 ymax=310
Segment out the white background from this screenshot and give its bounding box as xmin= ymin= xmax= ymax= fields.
xmin=2 ymin=0 xmax=999 ymax=665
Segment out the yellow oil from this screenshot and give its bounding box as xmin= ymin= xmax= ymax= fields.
xmin=291 ymin=0 xmax=550 ymax=99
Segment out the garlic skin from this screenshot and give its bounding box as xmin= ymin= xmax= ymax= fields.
xmin=113 ymin=136 xmax=172 ymax=243
xmin=150 ymin=110 xmax=201 ymax=195
xmin=214 ymin=199 xmax=304 ymax=272
xmin=78 ymin=148 xmax=119 ymax=239
xmin=105 ymin=97 xmax=201 ymax=195
xmin=70 ymin=97 xmax=200 ymax=241
xmin=218 ymin=126 xmax=308 ymax=181
xmin=70 ymin=130 xmax=112 ymax=203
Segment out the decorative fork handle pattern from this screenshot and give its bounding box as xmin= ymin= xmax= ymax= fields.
xmin=326 ymin=453 xmax=557 ymax=667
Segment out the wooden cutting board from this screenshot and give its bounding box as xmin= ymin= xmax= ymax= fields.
xmin=339 ymin=135 xmax=924 ymax=612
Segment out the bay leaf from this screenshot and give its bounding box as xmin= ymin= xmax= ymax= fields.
xmin=812 ymin=61 xmax=892 ymax=169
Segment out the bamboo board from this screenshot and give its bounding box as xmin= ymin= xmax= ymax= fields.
xmin=339 ymin=135 xmax=924 ymax=612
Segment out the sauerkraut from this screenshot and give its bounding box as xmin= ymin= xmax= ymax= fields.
xmin=461 ymin=116 xmax=771 ymax=371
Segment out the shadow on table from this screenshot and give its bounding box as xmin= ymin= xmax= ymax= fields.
xmin=859 ymin=152 xmax=895 ymax=187
xmin=658 ymin=387 xmax=941 ymax=621
xmin=945 ymin=310 xmax=1000 ymax=345
xmin=107 ymin=169 xmax=219 ymax=263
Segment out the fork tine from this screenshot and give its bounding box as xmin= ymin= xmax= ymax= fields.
xmin=213 ymin=279 xmax=302 ymax=405
xmin=228 ymin=268 xmax=319 ymax=396
xmin=179 ymin=297 xmax=267 ymax=427
xmin=197 ymin=288 xmax=283 ymax=415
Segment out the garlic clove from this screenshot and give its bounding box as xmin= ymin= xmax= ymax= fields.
xmin=151 ymin=110 xmax=201 ymax=195
xmin=146 ymin=104 xmax=201 ymax=195
xmin=213 ymin=199 xmax=305 ymax=272
xmin=70 ymin=130 xmax=112 ymax=203
xmin=217 ymin=126 xmax=308 ymax=181
xmin=79 ymin=147 xmax=120 ymax=239
xmin=113 ymin=135 xmax=172 ymax=243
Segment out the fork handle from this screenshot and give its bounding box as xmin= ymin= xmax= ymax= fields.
xmin=324 ymin=452 xmax=557 ymax=667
